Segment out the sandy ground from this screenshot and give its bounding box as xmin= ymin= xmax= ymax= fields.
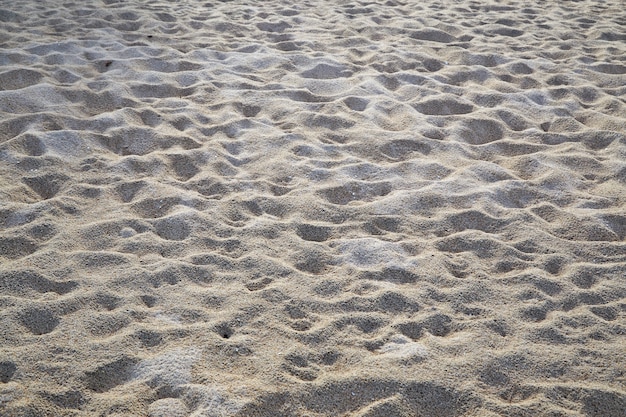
xmin=1 ymin=0 xmax=625 ymax=416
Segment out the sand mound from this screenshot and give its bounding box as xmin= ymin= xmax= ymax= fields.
xmin=1 ymin=0 xmax=625 ymax=416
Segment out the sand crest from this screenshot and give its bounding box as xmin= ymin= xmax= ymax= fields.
xmin=1 ymin=0 xmax=625 ymax=416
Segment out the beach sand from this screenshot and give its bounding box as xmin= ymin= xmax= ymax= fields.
xmin=1 ymin=0 xmax=625 ymax=415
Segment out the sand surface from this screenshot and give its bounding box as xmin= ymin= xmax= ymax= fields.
xmin=1 ymin=0 xmax=625 ymax=415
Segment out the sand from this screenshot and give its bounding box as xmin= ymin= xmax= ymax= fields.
xmin=0 ymin=0 xmax=625 ymax=415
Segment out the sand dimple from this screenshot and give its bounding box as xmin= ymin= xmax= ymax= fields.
xmin=0 ymin=0 xmax=625 ymax=416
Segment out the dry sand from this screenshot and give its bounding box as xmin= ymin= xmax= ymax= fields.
xmin=1 ymin=0 xmax=625 ymax=415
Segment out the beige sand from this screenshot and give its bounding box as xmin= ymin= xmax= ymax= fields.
xmin=1 ymin=0 xmax=625 ymax=415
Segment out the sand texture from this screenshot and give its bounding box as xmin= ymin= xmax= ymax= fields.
xmin=1 ymin=0 xmax=626 ymax=415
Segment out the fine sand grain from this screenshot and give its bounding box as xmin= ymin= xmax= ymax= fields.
xmin=1 ymin=0 xmax=625 ymax=416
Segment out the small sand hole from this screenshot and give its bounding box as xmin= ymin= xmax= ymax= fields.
xmin=216 ymin=324 xmax=233 ymax=339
